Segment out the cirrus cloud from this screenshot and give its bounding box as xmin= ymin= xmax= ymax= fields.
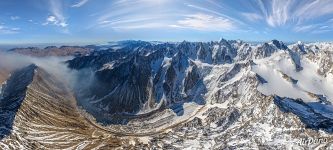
xmin=171 ymin=13 xmax=236 ymax=31
xmin=72 ymin=0 xmax=89 ymax=8
xmin=0 ymin=25 xmax=20 ymax=34
xmin=10 ymin=16 xmax=20 ymax=21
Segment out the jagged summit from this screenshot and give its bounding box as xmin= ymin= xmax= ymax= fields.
xmin=270 ymin=39 xmax=288 ymax=50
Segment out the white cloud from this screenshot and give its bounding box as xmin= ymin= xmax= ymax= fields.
xmin=293 ymin=24 xmax=332 ymax=34
xmin=319 ymin=26 xmax=329 ymax=30
xmin=43 ymin=15 xmax=68 ymax=27
xmin=47 ymin=16 xmax=57 ymax=22
xmin=98 ymin=20 xmax=112 ymax=25
xmin=171 ymin=13 xmax=236 ymax=31
xmin=249 ymin=0 xmax=333 ymax=28
xmin=312 ymin=29 xmax=332 ymax=34
xmin=97 ymin=18 xmax=169 ymax=30
xmin=44 ymin=0 xmax=68 ymax=28
xmin=269 ymin=0 xmax=293 ymax=27
xmin=93 ymin=0 xmax=243 ymax=32
xmin=10 ymin=16 xmax=20 ymax=20
xmin=241 ymin=13 xmax=263 ymax=22
xmin=72 ymin=0 xmax=89 ymax=8
xmin=294 ymin=0 xmax=333 ymax=20
xmin=112 ymin=23 xmax=167 ymax=30
xmin=0 ymin=25 xmax=20 ymax=34
xmin=294 ymin=25 xmax=315 ymax=32
xmin=186 ymin=3 xmax=244 ymax=25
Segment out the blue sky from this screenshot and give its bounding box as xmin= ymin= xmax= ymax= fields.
xmin=1 ymin=0 xmax=333 ymax=44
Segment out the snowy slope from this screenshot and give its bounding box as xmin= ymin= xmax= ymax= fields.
xmin=253 ymin=51 xmax=333 ymax=102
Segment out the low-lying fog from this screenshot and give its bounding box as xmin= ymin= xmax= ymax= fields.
xmin=0 ymin=52 xmax=94 ymax=90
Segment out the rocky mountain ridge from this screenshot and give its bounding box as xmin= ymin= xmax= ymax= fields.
xmin=7 ymin=46 xmax=93 ymax=57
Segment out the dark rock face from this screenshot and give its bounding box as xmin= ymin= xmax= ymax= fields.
xmin=197 ymin=42 xmax=212 ymax=63
xmin=255 ymin=74 xmax=268 ymax=84
xmin=274 ymin=96 xmax=333 ymax=133
xmin=93 ymin=55 xmax=152 ymax=114
xmin=0 ymin=64 xmax=36 ymax=139
xmin=184 ymin=62 xmax=200 ymax=94
xmin=272 ymin=39 xmax=288 ymax=50
xmin=287 ymin=49 xmax=303 ymax=72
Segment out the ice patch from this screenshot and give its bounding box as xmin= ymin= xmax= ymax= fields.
xmin=253 ymin=52 xmax=333 ymax=102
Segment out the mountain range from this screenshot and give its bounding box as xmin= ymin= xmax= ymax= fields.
xmin=0 ymin=39 xmax=333 ymax=149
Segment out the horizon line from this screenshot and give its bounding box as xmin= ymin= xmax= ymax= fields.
xmin=0 ymin=38 xmax=331 ymax=45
